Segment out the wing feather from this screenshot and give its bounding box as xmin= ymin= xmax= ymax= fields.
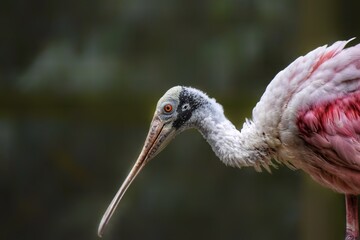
xmin=297 ymin=92 xmax=360 ymax=170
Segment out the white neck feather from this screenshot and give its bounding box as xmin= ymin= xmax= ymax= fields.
xmin=194 ymin=103 xmax=274 ymax=172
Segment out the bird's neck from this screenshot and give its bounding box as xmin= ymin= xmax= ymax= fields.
xmin=194 ymin=106 xmax=274 ymax=172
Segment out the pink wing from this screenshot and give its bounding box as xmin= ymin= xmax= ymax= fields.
xmin=297 ymin=92 xmax=360 ymax=171
xmin=257 ymin=39 xmax=360 ymax=193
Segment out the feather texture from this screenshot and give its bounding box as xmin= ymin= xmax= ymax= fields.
xmin=251 ymin=39 xmax=360 ymax=194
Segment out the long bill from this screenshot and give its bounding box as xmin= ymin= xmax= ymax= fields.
xmin=98 ymin=115 xmax=175 ymax=237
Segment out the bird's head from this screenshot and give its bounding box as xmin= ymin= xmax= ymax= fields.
xmin=98 ymin=86 xmax=215 ymax=237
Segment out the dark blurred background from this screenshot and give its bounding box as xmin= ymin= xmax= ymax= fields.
xmin=1 ymin=0 xmax=360 ymax=239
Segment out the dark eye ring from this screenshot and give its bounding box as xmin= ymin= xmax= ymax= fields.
xmin=163 ymin=104 xmax=173 ymax=113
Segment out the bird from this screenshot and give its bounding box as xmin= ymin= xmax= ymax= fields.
xmin=98 ymin=39 xmax=360 ymax=240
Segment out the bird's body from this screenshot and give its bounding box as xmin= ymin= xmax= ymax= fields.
xmin=98 ymin=40 xmax=360 ymax=239
xmin=252 ymin=39 xmax=360 ymax=194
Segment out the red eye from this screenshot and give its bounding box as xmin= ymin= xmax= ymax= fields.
xmin=163 ymin=104 xmax=173 ymax=113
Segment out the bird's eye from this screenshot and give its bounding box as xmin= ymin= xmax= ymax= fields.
xmin=163 ymin=104 xmax=173 ymax=113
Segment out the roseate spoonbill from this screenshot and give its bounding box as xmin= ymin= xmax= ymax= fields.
xmin=98 ymin=39 xmax=360 ymax=239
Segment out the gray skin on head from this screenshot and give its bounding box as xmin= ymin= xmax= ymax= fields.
xmin=156 ymin=86 xmax=209 ymax=131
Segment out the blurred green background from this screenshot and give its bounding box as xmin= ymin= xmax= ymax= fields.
xmin=1 ymin=0 xmax=360 ymax=239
